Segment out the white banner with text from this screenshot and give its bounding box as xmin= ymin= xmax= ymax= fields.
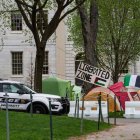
xmin=75 ymin=62 xmax=111 ymax=87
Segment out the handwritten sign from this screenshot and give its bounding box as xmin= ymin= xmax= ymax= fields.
xmin=75 ymin=62 xmax=111 ymax=87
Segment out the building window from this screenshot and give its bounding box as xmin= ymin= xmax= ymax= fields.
xmin=37 ymin=11 xmax=48 ymax=30
xmin=43 ymin=51 xmax=49 ymax=74
xmin=12 ymin=52 xmax=23 ymax=75
xmin=11 ymin=12 xmax=22 ymax=31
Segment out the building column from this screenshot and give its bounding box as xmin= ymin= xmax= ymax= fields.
xmin=56 ymin=21 xmax=66 ymax=79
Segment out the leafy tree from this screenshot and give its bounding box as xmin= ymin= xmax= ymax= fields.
xmin=0 ymin=0 xmax=14 ymax=51
xmin=67 ymin=12 xmax=83 ymax=53
xmin=26 ymin=53 xmax=34 ymax=89
xmin=14 ymin=0 xmax=85 ymax=92
xmin=97 ymin=0 xmax=140 ymax=83
xmin=0 ymin=1 xmax=12 ymax=33
xmin=68 ymin=0 xmax=140 ymax=84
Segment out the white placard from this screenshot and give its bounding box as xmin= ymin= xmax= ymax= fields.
xmin=75 ymin=62 xmax=111 ymax=87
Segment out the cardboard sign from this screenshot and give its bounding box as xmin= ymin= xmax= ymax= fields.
xmin=75 ymin=62 xmax=111 ymax=87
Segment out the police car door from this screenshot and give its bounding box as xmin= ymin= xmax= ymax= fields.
xmin=0 ymin=83 xmax=30 ymax=111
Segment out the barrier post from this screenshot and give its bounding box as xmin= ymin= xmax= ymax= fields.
xmin=107 ymin=94 xmax=110 ymax=125
xmin=30 ymin=91 xmax=33 ymax=117
xmin=77 ymin=96 xmax=79 ymax=118
xmin=49 ymin=100 xmax=53 ymax=140
xmin=97 ymin=93 xmax=101 ymax=130
xmin=80 ymin=95 xmax=85 ymax=133
xmin=4 ymin=92 xmax=10 ymax=140
xmin=74 ymin=94 xmax=78 ymax=117
xmin=80 ymin=84 xmax=85 ymax=134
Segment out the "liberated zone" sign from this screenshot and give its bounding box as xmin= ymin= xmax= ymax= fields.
xmin=75 ymin=62 xmax=111 ymax=87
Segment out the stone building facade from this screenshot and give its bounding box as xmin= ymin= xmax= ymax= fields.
xmin=0 ymin=5 xmax=76 ymax=87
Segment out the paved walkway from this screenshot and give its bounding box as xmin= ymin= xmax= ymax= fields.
xmin=69 ymin=118 xmax=140 ymax=140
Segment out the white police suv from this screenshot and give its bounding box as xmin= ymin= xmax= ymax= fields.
xmin=0 ymin=80 xmax=70 ymax=114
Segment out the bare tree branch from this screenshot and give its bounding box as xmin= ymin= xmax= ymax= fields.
xmin=15 ymin=0 xmax=33 ymax=9
xmin=15 ymin=0 xmax=32 ymax=31
xmin=36 ymin=0 xmax=48 ymax=12
xmin=59 ymin=0 xmax=86 ymax=22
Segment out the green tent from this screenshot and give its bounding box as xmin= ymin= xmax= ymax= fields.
xmin=42 ymin=76 xmax=73 ymax=97
xmin=72 ymin=85 xmax=82 ymax=100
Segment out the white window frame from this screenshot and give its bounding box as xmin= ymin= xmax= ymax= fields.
xmin=11 ymin=11 xmax=22 ymax=31
xmin=11 ymin=51 xmax=23 ymax=75
xmin=43 ymin=51 xmax=49 ymax=75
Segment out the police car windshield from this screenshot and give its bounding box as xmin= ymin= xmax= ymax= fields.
xmin=20 ymin=84 xmax=37 ymax=94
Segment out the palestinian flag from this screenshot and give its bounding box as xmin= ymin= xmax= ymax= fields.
xmin=94 ymin=77 xmax=106 ymax=87
xmin=124 ymin=74 xmax=140 ymax=88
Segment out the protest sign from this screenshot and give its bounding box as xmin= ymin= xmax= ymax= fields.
xmin=75 ymin=62 xmax=111 ymax=87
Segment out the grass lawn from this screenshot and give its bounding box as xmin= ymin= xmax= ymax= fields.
xmin=109 ymin=111 xmax=125 ymax=118
xmin=0 ymin=110 xmax=112 ymax=140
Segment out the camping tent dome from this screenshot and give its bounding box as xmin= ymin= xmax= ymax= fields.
xmin=42 ymin=76 xmax=71 ymax=97
xmin=83 ymin=87 xmax=121 ymax=112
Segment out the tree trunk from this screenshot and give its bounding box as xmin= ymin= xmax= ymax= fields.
xmin=84 ymin=37 xmax=97 ymax=66
xmin=77 ymin=0 xmax=98 ymax=91
xmin=34 ymin=45 xmax=45 ymax=92
xmin=113 ymin=66 xmax=120 ymax=84
xmin=113 ymin=73 xmax=119 ymax=84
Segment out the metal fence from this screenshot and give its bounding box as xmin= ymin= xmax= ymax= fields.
xmin=0 ymin=92 xmax=121 ymax=140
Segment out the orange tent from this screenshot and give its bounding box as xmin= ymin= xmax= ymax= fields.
xmin=83 ymin=87 xmax=121 ymax=112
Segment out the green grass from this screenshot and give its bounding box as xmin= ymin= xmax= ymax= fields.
xmin=0 ymin=111 xmax=112 ymax=140
xmin=109 ymin=111 xmax=125 ymax=118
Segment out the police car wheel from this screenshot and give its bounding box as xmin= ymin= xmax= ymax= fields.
xmin=33 ymin=104 xmax=47 ymax=114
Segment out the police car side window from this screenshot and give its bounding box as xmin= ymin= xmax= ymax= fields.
xmin=10 ymin=84 xmax=20 ymax=93
xmin=2 ymin=84 xmax=20 ymax=93
xmin=3 ymin=84 xmax=12 ymax=93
